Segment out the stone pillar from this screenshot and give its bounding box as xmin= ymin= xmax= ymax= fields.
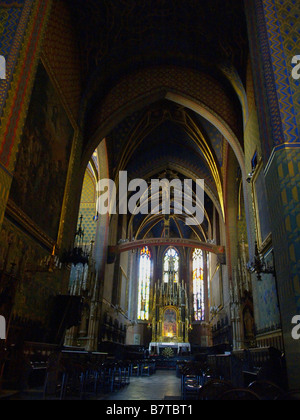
xmin=236 ymin=315 xmax=242 ymax=350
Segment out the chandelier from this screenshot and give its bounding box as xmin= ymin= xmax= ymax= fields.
xmin=21 ymin=216 xmax=91 ymax=275
xmin=247 ymin=242 xmax=275 ymax=281
xmin=36 ymin=245 xmax=63 ymax=273
xmin=61 ymin=215 xmax=90 ymax=266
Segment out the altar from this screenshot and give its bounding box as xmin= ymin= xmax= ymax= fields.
xmin=149 ymin=342 xmax=191 ymax=355
xmin=149 ymin=250 xmax=191 ymax=356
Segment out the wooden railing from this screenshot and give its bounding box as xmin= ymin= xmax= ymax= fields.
xmin=207 ymin=347 xmax=287 ymax=388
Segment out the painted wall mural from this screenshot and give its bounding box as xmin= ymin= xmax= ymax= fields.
xmin=252 ymin=162 xmax=271 ymax=247
xmin=0 ymin=218 xmax=63 ymax=325
xmin=163 ymin=308 xmax=177 ymax=338
xmin=255 ymin=251 xmax=281 ymax=334
xmin=10 ymin=61 xmax=74 ymax=240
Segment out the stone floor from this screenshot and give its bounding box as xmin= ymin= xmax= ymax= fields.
xmin=99 ymin=370 xmax=181 ymax=401
xmin=2 ymin=369 xmax=182 ymax=400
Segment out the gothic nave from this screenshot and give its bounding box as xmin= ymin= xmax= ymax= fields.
xmin=0 ymin=0 xmax=299 ymax=402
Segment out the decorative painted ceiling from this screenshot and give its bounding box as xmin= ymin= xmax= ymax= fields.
xmin=107 ymin=101 xmax=223 ymax=180
xmin=102 ymin=100 xmax=224 ymax=242
xmin=67 ymin=0 xmax=248 ymax=88
xmin=65 ymin=0 xmax=248 ymax=140
xmin=66 ymin=0 xmax=248 ymax=243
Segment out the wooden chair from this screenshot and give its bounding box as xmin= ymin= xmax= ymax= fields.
xmin=182 ymin=375 xmax=202 ymax=400
xmin=248 ymin=380 xmax=285 ymax=400
xmin=276 ymin=389 xmax=300 ymax=400
xmin=198 ymin=379 xmax=234 ymax=401
xmin=220 ymin=389 xmax=261 ymax=400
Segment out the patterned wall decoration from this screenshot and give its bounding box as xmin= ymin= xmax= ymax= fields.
xmin=0 ymin=0 xmax=52 ymax=236
xmin=0 ymin=0 xmax=52 ymax=172
xmin=78 ymin=170 xmax=97 ymax=246
xmin=41 ymin=0 xmax=82 ymax=122
xmin=262 ymin=0 xmax=300 ymax=148
xmin=265 ymin=148 xmax=300 ymax=319
xmin=251 ymin=0 xmax=300 ymax=317
xmin=88 ymin=67 xmax=243 ymax=145
xmin=254 ymin=251 xmax=281 ymax=334
xmin=266 ymin=148 xmax=300 ymax=388
xmin=0 ymin=0 xmax=28 ymax=108
xmin=39 ymin=0 xmax=86 ymax=254
xmin=243 ymin=27 xmax=300 ymax=384
xmin=276 ymin=148 xmax=300 ymax=294
xmin=275 ymin=0 xmax=300 ymax=134
xmin=0 ymin=0 xmax=24 ymax=58
xmin=245 ymin=0 xmax=286 ymax=161
xmin=9 ymin=61 xmax=74 ymax=241
xmin=0 ymin=0 xmax=85 ymax=343
xmin=246 ymin=0 xmax=300 ymax=162
xmin=263 ymin=146 xmax=300 ymax=388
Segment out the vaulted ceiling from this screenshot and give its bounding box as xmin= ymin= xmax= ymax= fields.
xmin=67 ymin=0 xmax=248 ymax=90
xmin=73 ymin=0 xmax=249 ymax=243
xmin=103 ymin=101 xmax=227 ymax=242
xmin=66 ymin=0 xmax=248 ymax=136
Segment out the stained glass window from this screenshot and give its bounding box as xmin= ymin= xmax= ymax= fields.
xmin=193 ymin=248 xmax=205 ymax=321
xmin=163 ymin=248 xmax=179 ymax=284
xmin=137 ymin=246 xmax=151 ymax=321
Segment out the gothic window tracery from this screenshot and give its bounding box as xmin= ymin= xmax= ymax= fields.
xmin=163 ymin=247 xmax=179 ymax=284
xmin=137 ymin=246 xmax=151 ymax=321
xmin=193 ymin=248 xmax=205 ymax=321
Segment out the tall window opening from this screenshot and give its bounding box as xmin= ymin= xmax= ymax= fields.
xmin=137 ymin=246 xmax=151 ymax=320
xmin=193 ymin=248 xmax=205 ymax=321
xmin=163 ymin=248 xmax=179 ymax=284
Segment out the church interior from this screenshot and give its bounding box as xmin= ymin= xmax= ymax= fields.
xmin=0 ymin=0 xmax=299 ymax=401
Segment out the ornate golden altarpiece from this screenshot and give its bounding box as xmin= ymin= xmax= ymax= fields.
xmin=149 ymin=275 xmax=191 ymax=355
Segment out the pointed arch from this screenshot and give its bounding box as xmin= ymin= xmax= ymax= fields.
xmin=163 ymin=247 xmax=180 ymax=284
xmin=137 ymin=246 xmax=152 ymax=321
xmin=193 ymin=248 xmax=205 ymax=321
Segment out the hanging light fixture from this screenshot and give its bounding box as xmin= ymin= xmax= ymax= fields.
xmin=247 ymin=242 xmax=275 ymax=281
xmin=61 ymin=215 xmax=90 ymax=266
xmin=24 ymin=244 xmax=63 ymax=275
